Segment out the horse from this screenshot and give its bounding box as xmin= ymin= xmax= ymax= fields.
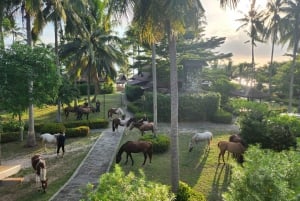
xmin=228 ymin=134 xmax=247 ymax=159
xmin=112 ymin=117 xmax=137 ymax=133
xmin=64 ymin=106 xmax=78 ymax=119
xmin=56 ymin=133 xmax=66 ymax=158
xmin=188 ymin=131 xmax=213 ymax=152
xmin=40 ymin=133 xmax=59 ymax=151
xmin=76 ymin=106 xmax=96 ymax=120
xmin=217 ymin=141 xmax=246 ymax=164
xmin=129 ymin=121 xmax=155 ymax=136
xmin=116 ymin=141 xmax=153 ymax=166
xmin=108 ymin=107 xmax=124 ymax=119
xmin=31 ymin=154 xmax=47 ymax=192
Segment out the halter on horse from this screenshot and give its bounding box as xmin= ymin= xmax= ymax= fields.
xmin=108 ymin=108 xmax=124 ymax=119
xmin=31 ymin=155 xmax=47 ymax=192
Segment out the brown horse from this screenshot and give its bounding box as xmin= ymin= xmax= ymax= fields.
xmin=116 ymin=141 xmax=153 ymax=166
xmin=76 ymin=106 xmax=96 ymax=120
xmin=31 ymin=155 xmax=47 ymax=192
xmin=64 ymin=106 xmax=78 ymax=119
xmin=129 ymin=121 xmax=155 ymax=136
xmin=107 ymin=107 xmax=124 ymax=119
xmin=228 ymin=134 xmax=247 ymax=160
xmin=217 ymin=141 xmax=246 ymax=164
xmin=112 ymin=117 xmax=137 ymax=133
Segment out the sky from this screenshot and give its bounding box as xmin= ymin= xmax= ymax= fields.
xmin=201 ymin=0 xmax=290 ymax=66
xmin=8 ymin=0 xmax=292 ymax=66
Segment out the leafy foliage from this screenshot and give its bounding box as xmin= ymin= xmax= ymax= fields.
xmin=139 ymin=133 xmax=170 ymax=153
xmin=81 ymin=165 xmax=175 ymax=201
xmin=223 ymin=146 xmax=300 ymax=201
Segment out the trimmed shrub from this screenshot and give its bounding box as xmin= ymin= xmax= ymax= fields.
xmin=63 ymin=119 xmax=109 ymax=129
xmin=38 ymin=123 xmax=66 ymax=134
xmin=66 ymin=126 xmax=90 ymax=137
xmin=125 ymin=85 xmax=144 ymax=102
xmin=211 ymin=109 xmax=233 ymax=124
xmin=139 ymin=134 xmax=170 ymax=154
xmin=176 ymin=181 xmax=206 ymax=201
xmin=1 ymin=132 xmax=19 ymax=143
xmin=2 ymin=120 xmax=20 ymax=132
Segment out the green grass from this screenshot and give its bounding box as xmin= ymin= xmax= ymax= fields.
xmin=113 ymin=129 xmax=237 ymax=201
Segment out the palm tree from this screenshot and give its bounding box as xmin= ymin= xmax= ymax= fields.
xmin=236 ymin=0 xmax=265 ymax=86
xmin=280 ymin=0 xmax=300 ymax=112
xmin=263 ymin=0 xmax=285 ymax=95
xmin=59 ymin=0 xmax=125 ymax=105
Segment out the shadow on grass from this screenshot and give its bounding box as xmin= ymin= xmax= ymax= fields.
xmin=207 ymin=163 xmax=231 ymax=201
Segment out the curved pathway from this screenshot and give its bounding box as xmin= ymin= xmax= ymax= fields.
xmin=49 ymin=127 xmax=124 ymax=201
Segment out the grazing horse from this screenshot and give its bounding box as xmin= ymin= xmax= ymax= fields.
xmin=217 ymin=141 xmax=246 ymax=164
xmin=108 ymin=107 xmax=124 ymax=119
xmin=228 ymin=134 xmax=247 ymax=159
xmin=64 ymin=106 xmax=78 ymax=119
xmin=116 ymin=141 xmax=153 ymax=166
xmin=40 ymin=133 xmax=59 ymax=151
xmin=112 ymin=117 xmax=137 ymax=133
xmin=31 ymin=155 xmax=47 ymax=192
xmin=56 ymin=133 xmax=66 ymax=158
xmin=129 ymin=121 xmax=155 ymax=136
xmin=188 ymin=131 xmax=213 ymax=152
xmin=76 ymin=106 xmax=96 ymax=120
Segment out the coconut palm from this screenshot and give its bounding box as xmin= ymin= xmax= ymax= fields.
xmin=59 ymin=0 xmax=125 ymax=105
xmin=263 ymin=0 xmax=285 ymax=95
xmin=236 ymin=0 xmax=265 ymax=86
xmin=280 ymin=0 xmax=300 ymax=112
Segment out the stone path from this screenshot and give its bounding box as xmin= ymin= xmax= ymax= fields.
xmin=49 ymin=127 xmax=124 ymax=201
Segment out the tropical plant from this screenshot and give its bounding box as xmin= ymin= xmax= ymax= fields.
xmin=280 ymin=0 xmax=300 ymax=112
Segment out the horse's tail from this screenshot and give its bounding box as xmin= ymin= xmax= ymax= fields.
xmin=112 ymin=121 xmax=116 ymax=132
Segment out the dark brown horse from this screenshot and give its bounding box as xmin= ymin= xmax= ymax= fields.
xmin=129 ymin=121 xmax=155 ymax=136
xmin=76 ymin=106 xmax=96 ymax=120
xmin=31 ymin=154 xmax=47 ymax=192
xmin=64 ymin=106 xmax=78 ymax=119
xmin=112 ymin=117 xmax=137 ymax=133
xmin=116 ymin=141 xmax=153 ymax=166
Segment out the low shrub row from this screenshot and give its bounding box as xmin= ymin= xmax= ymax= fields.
xmin=139 ymin=134 xmax=170 ymax=154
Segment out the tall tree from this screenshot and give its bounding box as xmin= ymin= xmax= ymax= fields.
xmin=263 ymin=0 xmax=285 ymax=95
xmin=236 ymin=0 xmax=265 ymax=86
xmin=280 ymin=0 xmax=300 ymax=112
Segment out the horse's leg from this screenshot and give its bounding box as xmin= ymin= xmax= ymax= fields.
xmin=142 ymin=152 xmax=147 ymax=165
xmin=125 ymin=153 xmax=129 ymax=165
xmin=148 ymin=151 xmax=152 ymax=163
xmin=129 ymin=153 xmax=134 ymax=166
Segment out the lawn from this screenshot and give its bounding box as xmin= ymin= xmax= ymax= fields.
xmin=114 ymin=127 xmax=238 ymax=201
xmin=0 ymin=92 xmax=238 ymax=201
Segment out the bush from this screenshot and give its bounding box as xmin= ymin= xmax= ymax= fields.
xmin=2 ymin=120 xmax=20 ymax=132
xmin=81 ymin=165 xmax=175 ymax=201
xmin=211 ymin=109 xmax=233 ymax=124
xmin=38 ymin=123 xmax=66 ymax=134
xmin=63 ymin=119 xmax=109 ymax=129
xmin=176 ymin=181 xmax=206 ymax=201
xmin=1 ymin=132 xmax=19 ymax=143
xmin=65 ymin=126 xmax=90 ymax=137
xmin=125 ymin=85 xmax=144 ymax=102
xmin=139 ymin=134 xmax=170 ymax=154
xmin=223 ymin=146 xmax=300 ymax=201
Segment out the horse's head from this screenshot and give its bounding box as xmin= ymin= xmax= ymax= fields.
xmin=188 ymin=141 xmax=194 ymax=152
xmin=116 ymin=154 xmax=121 ymax=163
xmin=41 ymin=178 xmax=48 ymax=192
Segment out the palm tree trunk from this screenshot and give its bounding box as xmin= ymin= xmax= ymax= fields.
xmin=268 ymin=34 xmax=276 ymax=95
xmin=25 ymin=12 xmax=36 ymax=147
xmin=152 ymin=44 xmax=157 ymax=129
xmin=288 ymin=15 xmax=300 ymax=112
xmin=168 ymin=22 xmax=179 ymax=194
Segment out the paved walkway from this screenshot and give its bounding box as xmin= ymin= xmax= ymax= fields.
xmin=49 ymin=127 xmax=124 ymax=201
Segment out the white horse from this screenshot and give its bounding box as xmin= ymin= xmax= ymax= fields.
xmin=188 ymin=131 xmax=213 ymax=152
xmin=40 ymin=133 xmax=59 ymax=151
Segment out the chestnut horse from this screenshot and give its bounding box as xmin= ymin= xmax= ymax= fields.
xmin=31 ymin=155 xmax=47 ymax=192
xmin=129 ymin=121 xmax=155 ymax=136
xmin=217 ymin=141 xmax=246 ymax=164
xmin=116 ymin=141 xmax=153 ymax=166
